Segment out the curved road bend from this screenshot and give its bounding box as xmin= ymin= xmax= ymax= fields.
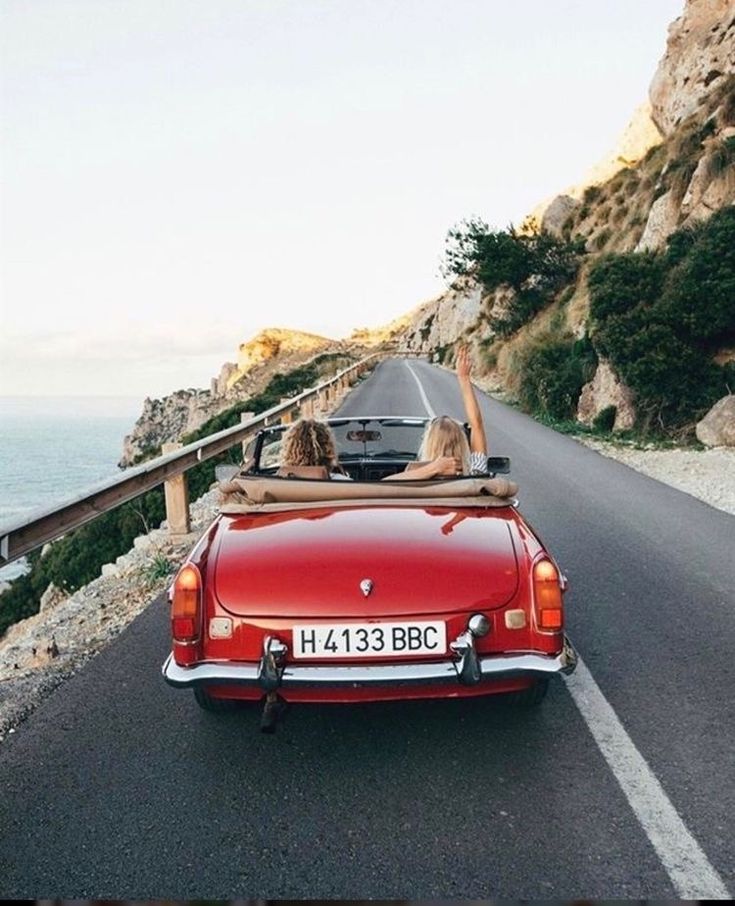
xmin=0 ymin=357 xmax=732 ymax=899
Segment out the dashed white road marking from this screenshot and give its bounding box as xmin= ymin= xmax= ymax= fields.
xmin=404 ymin=356 xmax=729 ymax=898
xmin=404 ymin=361 xmax=436 ymax=418
xmin=564 ymin=658 xmax=730 ymax=899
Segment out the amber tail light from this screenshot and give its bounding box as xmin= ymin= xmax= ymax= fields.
xmin=533 ymin=559 xmax=563 ymax=631
xmin=172 ymin=564 xmax=202 ymax=643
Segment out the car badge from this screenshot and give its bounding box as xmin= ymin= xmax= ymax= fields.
xmin=360 ymin=578 xmax=374 ymax=597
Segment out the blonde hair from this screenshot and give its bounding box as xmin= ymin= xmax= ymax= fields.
xmin=281 ymin=419 xmax=339 ymax=469
xmin=418 ymin=416 xmax=471 ymax=473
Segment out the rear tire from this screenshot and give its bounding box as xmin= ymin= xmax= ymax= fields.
xmin=508 ymin=677 xmax=549 ymax=707
xmin=193 ymin=686 xmax=241 ymax=713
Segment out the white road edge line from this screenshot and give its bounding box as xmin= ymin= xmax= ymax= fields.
xmin=407 ymin=356 xmax=729 ymax=898
xmin=404 ymin=362 xmax=436 ymax=418
xmin=564 ymin=658 xmax=730 ymax=899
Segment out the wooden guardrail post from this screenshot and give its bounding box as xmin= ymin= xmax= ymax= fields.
xmin=280 ymin=399 xmax=294 ymax=424
xmin=162 ymin=443 xmax=191 ymax=535
xmin=318 ymin=387 xmax=329 ymax=414
xmin=240 ymin=412 xmax=254 ymax=459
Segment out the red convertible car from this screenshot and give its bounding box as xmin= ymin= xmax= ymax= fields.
xmin=162 ymin=417 xmax=577 ymax=722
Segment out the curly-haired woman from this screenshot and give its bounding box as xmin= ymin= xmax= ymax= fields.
xmin=278 ymin=418 xmax=351 ymax=480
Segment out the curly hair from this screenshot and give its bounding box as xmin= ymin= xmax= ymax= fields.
xmin=418 ymin=416 xmax=471 ymax=472
xmin=281 ymin=419 xmax=339 ymax=469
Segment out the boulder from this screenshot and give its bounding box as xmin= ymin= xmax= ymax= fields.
xmin=540 ymin=195 xmax=580 ymax=237
xmin=577 ymin=359 xmax=636 ymax=431
xmin=636 ymin=190 xmax=680 ymax=251
xmin=39 ymin=583 xmax=67 ymax=613
xmin=696 ymin=395 xmax=735 ymax=446
xmin=133 ymin=534 xmax=156 ymax=552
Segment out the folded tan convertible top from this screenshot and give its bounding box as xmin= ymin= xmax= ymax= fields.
xmin=218 ymin=475 xmax=518 ymax=513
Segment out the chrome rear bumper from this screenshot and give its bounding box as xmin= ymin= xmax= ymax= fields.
xmin=162 ymin=636 xmax=577 ymax=690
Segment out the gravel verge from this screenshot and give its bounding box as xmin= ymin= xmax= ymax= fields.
xmin=576 ymin=438 xmax=735 ymax=516
xmin=0 ymin=488 xmax=220 ymax=741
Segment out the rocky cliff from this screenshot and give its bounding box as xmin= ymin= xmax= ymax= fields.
xmin=398 ymin=0 xmax=735 ymax=436
xmin=119 ymin=328 xmax=348 ymax=466
xmin=650 ymin=0 xmax=734 ymax=134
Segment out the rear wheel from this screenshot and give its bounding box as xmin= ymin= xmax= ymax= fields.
xmin=508 ymin=677 xmax=549 ymax=707
xmin=193 ymin=686 xmax=242 ymax=713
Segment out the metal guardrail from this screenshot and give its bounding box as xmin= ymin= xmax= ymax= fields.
xmin=0 ymin=352 xmax=387 ymax=568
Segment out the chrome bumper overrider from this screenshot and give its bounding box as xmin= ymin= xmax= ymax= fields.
xmin=162 ymin=636 xmax=577 ymax=690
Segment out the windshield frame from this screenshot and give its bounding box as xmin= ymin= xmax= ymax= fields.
xmin=251 ymin=416 xmax=446 ymax=468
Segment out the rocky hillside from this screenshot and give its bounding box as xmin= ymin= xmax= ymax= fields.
xmin=121 ymin=2 xmax=733 ymax=460
xmin=400 ymin=0 xmax=734 ymax=439
xmin=120 ymin=328 xmax=354 ymax=466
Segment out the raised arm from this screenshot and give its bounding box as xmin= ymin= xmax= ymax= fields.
xmin=456 ymin=346 xmax=487 ymax=455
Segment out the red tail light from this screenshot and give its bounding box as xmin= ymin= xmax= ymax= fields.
xmin=533 ymin=559 xmax=563 ymax=632
xmin=172 ymin=564 xmax=202 ymax=643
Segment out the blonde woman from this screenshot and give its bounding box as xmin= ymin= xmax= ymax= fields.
xmin=391 ymin=346 xmax=488 ymax=480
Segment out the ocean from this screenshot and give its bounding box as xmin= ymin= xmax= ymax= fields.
xmin=0 ymin=396 xmax=143 ymax=582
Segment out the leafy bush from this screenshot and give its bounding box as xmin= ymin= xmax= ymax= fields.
xmin=588 ymin=252 xmax=664 ymax=322
xmin=658 ymin=207 xmax=735 ymax=342
xmin=517 ymin=336 xmax=597 ymax=420
xmin=0 ymin=488 xmax=166 ymax=637
xmin=588 ymin=206 xmax=735 ymax=431
xmin=442 ymin=220 xmax=584 ymax=337
xmin=144 ymin=553 xmax=174 ymax=583
xmin=443 ymin=220 xmax=583 ymax=293
xmin=593 ymin=406 xmax=617 ymax=432
xmin=706 ymin=135 xmax=735 ymax=180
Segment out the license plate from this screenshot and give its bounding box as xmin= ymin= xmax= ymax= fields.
xmin=292 ymin=621 xmax=446 ymax=659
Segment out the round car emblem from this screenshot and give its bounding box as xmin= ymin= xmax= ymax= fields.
xmin=360 ymin=578 xmax=374 ymax=597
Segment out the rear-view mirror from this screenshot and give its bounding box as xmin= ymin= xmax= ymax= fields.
xmin=346 ymin=430 xmax=382 ymax=442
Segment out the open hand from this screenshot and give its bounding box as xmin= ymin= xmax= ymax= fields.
xmin=456 ymin=345 xmax=472 ymax=381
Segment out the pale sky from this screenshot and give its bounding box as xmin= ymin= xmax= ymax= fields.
xmin=1 ymin=0 xmax=683 ymax=400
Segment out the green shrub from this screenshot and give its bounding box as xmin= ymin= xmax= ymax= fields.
xmin=706 ymin=135 xmax=735 ymax=180
xmin=719 ymin=82 xmax=735 ymax=126
xmin=588 ymin=252 xmax=664 ymax=322
xmin=443 ymin=220 xmax=584 ymax=294
xmin=517 ymin=336 xmax=597 ymax=420
xmin=144 ymin=552 xmax=174 ymax=583
xmin=442 ymin=220 xmax=584 ymax=337
xmin=588 ymin=206 xmax=735 ymax=431
xmin=593 ymin=406 xmax=617 ymax=432
xmin=434 ymin=344 xmax=451 ymax=364
xmin=658 ymin=206 xmax=735 ymax=343
xmin=593 ymin=229 xmax=611 ymax=250
xmin=0 ymin=487 xmax=166 ymax=638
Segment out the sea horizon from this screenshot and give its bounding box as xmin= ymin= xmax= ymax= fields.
xmin=0 ymin=395 xmax=143 ymax=582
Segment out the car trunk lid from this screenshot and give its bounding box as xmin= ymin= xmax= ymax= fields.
xmin=214 ymin=506 xmax=519 ymax=617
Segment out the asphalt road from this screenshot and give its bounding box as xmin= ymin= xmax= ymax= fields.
xmin=1 ymin=357 xmax=733 ymax=899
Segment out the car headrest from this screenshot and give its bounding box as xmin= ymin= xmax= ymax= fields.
xmin=275 ymin=465 xmax=330 ymax=480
